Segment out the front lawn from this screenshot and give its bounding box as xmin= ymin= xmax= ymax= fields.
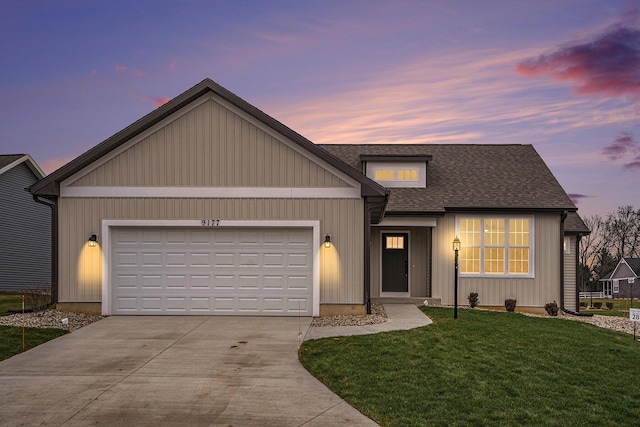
xmin=300 ymin=307 xmax=640 ymax=427
xmin=0 ymin=292 xmax=68 ymax=361
xmin=580 ymin=298 xmax=640 ymax=317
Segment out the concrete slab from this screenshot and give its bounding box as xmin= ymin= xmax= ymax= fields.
xmin=304 ymin=303 xmax=432 ymax=340
xmin=0 ymin=315 xmax=377 ymax=427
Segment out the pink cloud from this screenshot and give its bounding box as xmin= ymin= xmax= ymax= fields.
xmin=39 ymin=156 xmax=75 ymax=174
xmin=516 ymin=25 xmax=640 ymax=98
xmin=127 ymin=90 xmax=169 ymax=109
xmin=114 ymin=64 xmax=146 ymax=77
xmin=153 ymin=97 xmax=170 ymax=108
xmin=567 ymin=193 xmax=593 ymax=205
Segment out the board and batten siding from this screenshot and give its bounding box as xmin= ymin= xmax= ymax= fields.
xmin=564 ymin=235 xmax=577 ymax=311
xmin=431 ymin=213 xmax=561 ymax=307
xmin=67 ymin=96 xmax=350 ymax=189
xmin=57 ymin=197 xmax=364 ymax=305
xmin=0 ymin=163 xmax=51 ymax=290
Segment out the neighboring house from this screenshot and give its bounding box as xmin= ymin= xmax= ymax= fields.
xmin=0 ymin=154 xmax=51 ymax=291
xmin=606 ymin=258 xmax=640 ymax=299
xmin=29 ymin=78 xmax=589 ymax=316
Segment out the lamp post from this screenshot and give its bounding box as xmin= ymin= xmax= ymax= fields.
xmin=453 ymin=236 xmax=461 ymax=320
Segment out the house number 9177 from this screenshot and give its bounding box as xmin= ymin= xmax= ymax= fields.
xmin=201 ymin=219 xmax=220 ymax=227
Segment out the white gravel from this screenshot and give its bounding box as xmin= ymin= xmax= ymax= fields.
xmin=310 ymin=303 xmax=388 ymax=327
xmin=0 ymin=310 xmax=103 ymax=332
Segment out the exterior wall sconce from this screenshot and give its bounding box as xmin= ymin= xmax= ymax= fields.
xmin=324 ymin=234 xmax=331 ymax=248
xmin=453 ymin=236 xmax=461 ymax=319
xmin=88 ymin=234 xmax=98 ymax=247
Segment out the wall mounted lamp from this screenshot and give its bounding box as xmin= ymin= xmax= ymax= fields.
xmin=452 ymin=236 xmax=461 ymax=319
xmin=324 ymin=234 xmax=331 ymax=248
xmin=88 ymin=234 xmax=98 ymax=247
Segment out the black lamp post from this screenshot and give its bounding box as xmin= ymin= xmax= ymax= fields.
xmin=453 ymin=236 xmax=461 ymax=320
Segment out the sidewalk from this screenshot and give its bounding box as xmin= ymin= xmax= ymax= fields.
xmin=304 ymin=303 xmax=432 ymax=341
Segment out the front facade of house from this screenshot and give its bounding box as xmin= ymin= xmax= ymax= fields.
xmin=606 ymin=258 xmax=640 ymax=299
xmin=30 ymin=79 xmax=588 ymax=316
xmin=0 ymin=154 xmax=51 ymax=291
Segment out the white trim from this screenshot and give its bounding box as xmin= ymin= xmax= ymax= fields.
xmin=61 ymin=186 xmax=360 ymax=198
xmin=0 ymin=154 xmax=45 ymax=179
xmin=62 ymin=92 xmax=361 ymax=190
xmin=101 ymin=219 xmax=321 ymax=317
xmin=455 ymin=215 xmax=535 ymax=279
xmin=375 ymin=217 xmax=437 ymax=227
xmin=379 ymin=230 xmax=411 ymax=298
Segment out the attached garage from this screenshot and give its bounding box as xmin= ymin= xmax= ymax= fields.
xmin=108 ymin=224 xmax=315 ymax=316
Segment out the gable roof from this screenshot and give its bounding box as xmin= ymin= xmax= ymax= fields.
xmin=29 ymin=78 xmax=387 ymax=202
xmin=0 ymin=154 xmax=45 ymax=179
xmin=565 ymin=212 xmax=590 ymax=235
xmin=320 ymin=144 xmax=578 ymax=214
xmin=623 ymin=258 xmax=640 ymax=277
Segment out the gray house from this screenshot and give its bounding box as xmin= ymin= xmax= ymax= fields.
xmin=606 ymin=258 xmax=640 ymax=299
xmin=0 ymin=155 xmax=51 ymax=291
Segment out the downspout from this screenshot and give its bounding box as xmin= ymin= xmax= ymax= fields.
xmin=33 ymin=195 xmax=58 ymax=305
xmin=559 ymin=210 xmax=567 ymax=310
xmin=364 ymin=201 xmax=372 ymax=314
xmin=575 ymin=233 xmax=582 ymax=312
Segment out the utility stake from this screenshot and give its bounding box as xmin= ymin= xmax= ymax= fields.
xmin=21 ymin=292 xmax=25 ymax=352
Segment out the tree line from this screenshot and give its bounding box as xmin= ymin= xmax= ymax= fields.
xmin=579 ymin=205 xmax=640 ymax=290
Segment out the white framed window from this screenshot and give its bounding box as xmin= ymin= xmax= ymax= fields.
xmin=564 ymin=236 xmax=571 ymax=254
xmin=613 ymin=280 xmax=619 ymax=293
xmin=457 ymin=216 xmax=534 ymax=277
xmin=366 ymin=161 xmax=426 ymax=188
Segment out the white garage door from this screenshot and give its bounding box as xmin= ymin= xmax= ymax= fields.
xmin=111 ymin=227 xmax=313 ymax=315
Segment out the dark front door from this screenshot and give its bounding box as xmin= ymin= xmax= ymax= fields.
xmin=381 ymin=233 xmax=409 ymax=293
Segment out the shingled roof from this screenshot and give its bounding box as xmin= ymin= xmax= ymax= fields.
xmin=320 ymin=144 xmax=578 ymax=214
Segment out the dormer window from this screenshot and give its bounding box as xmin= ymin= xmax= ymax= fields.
xmin=361 ymin=155 xmax=431 ymax=188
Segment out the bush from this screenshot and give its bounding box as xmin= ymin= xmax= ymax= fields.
xmin=606 ymin=302 xmax=614 ymax=310
xmin=468 ymin=292 xmax=479 ymax=308
xmin=579 ymin=302 xmax=588 ymax=308
xmin=593 ymin=302 xmax=602 ymax=309
xmin=544 ymin=301 xmax=559 ymax=316
xmin=505 ymin=299 xmax=517 ymax=312
xmin=22 ymin=284 xmax=51 ymax=314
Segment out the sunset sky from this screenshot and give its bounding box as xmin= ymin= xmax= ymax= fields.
xmin=1 ymin=0 xmax=639 ymax=219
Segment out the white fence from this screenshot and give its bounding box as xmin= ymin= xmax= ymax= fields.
xmin=579 ymin=292 xmax=607 ymax=299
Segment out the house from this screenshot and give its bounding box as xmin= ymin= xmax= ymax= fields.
xmin=0 ymin=154 xmax=52 ymax=291
xmin=29 ymin=78 xmax=589 ymax=316
xmin=604 ymin=258 xmax=640 ymax=299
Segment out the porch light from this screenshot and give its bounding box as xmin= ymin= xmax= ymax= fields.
xmin=324 ymin=234 xmax=331 ymax=248
xmin=453 ymin=236 xmax=460 ymax=319
xmin=88 ymin=234 xmax=98 ymax=247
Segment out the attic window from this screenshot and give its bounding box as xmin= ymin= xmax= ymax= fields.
xmin=366 ymin=161 xmax=426 ymax=188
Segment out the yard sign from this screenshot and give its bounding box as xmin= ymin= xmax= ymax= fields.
xmin=631 ymin=308 xmax=640 ymax=341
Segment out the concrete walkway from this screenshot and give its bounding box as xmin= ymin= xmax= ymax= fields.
xmin=0 ymin=304 xmax=429 ymax=427
xmin=304 ymin=303 xmax=432 ymax=341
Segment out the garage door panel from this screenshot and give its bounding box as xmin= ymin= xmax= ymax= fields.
xmin=111 ymin=227 xmax=314 ymax=316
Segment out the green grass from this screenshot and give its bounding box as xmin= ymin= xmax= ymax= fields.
xmin=300 ymin=307 xmax=640 ymax=427
xmin=580 ymin=298 xmax=640 ymax=317
xmin=0 ymin=292 xmax=68 ymax=361
xmin=0 ymin=326 xmax=68 ymax=361
xmin=0 ymin=291 xmax=23 ymax=316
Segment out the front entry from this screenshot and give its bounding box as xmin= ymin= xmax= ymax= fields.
xmin=381 ymin=232 xmax=409 ymax=294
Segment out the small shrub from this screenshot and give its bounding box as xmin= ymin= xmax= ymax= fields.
xmin=468 ymin=292 xmax=479 ymax=308
xmin=505 ymin=298 xmax=517 ymax=312
xmin=544 ymin=301 xmax=559 ymax=316
xmin=606 ymin=302 xmax=614 ymax=310
xmin=579 ymin=302 xmax=587 ymax=308
xmin=23 ymin=284 xmax=51 ymax=315
xmin=593 ymin=302 xmax=602 ymax=309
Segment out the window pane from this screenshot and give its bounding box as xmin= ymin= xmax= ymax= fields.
xmin=484 ymin=248 xmax=505 ymax=273
xmin=398 ymin=169 xmax=418 ymax=180
xmin=484 ymin=219 xmax=505 ymax=246
xmin=386 ymin=236 xmax=404 ymax=249
xmin=509 ymin=248 xmax=529 ymax=274
xmin=509 ymin=219 xmax=529 ymax=246
xmin=375 ymin=169 xmax=395 ymax=180
xmin=460 ymin=218 xmax=481 ymax=246
xmin=460 ymin=247 xmax=480 ymax=274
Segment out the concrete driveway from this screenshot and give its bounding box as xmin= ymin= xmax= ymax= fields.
xmin=0 ymin=316 xmax=377 ymax=426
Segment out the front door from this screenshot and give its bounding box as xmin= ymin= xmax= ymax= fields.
xmin=381 ymin=232 xmax=409 ymax=294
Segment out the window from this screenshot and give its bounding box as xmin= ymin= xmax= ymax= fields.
xmin=386 ymin=236 xmax=405 ymax=249
xmin=613 ymin=280 xmax=619 ymax=293
xmin=564 ymin=236 xmax=570 ymax=254
xmin=458 ymin=216 xmax=532 ymax=277
xmin=366 ymin=161 xmax=426 ymax=188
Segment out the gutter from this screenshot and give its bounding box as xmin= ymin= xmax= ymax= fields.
xmin=32 ymin=195 xmax=58 ymax=305
xmin=559 ymin=210 xmax=567 ymax=311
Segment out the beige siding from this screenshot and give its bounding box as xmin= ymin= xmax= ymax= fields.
xmin=58 ymin=197 xmax=364 ymax=305
xmin=431 ymin=213 xmax=561 ymax=307
xmin=68 ymin=97 xmax=351 ymax=188
xmin=370 ymin=227 xmax=430 ymax=298
xmin=564 ymin=235 xmax=577 ymax=311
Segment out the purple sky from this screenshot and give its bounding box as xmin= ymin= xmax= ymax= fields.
xmin=1 ymin=0 xmax=639 ymax=219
